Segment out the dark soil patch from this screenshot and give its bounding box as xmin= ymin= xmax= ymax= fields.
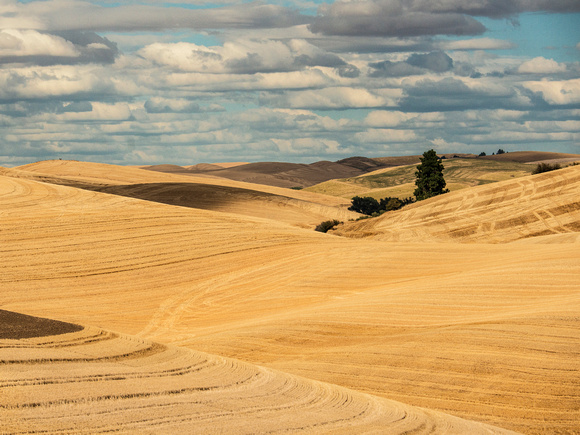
xmin=0 ymin=310 xmax=83 ymax=339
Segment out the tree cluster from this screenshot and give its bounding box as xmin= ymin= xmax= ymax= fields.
xmin=349 ymin=195 xmax=414 ymax=216
xmin=480 ymin=149 xmax=507 ymax=156
xmin=347 ymin=149 xmax=454 ymax=220
xmin=532 ymin=162 xmax=561 ymax=174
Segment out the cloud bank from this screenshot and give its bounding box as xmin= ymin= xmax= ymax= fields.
xmin=0 ymin=0 xmax=578 ymax=166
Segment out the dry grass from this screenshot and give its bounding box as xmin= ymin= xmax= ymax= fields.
xmin=1 ymin=159 xmax=579 ymax=434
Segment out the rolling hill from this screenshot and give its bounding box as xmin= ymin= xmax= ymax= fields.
xmin=1 ymin=157 xmax=579 ymax=434
xmin=305 ymin=157 xmax=550 ymax=200
xmin=143 ymin=151 xmax=580 ymax=195
xmin=143 ymin=157 xmax=389 ymax=189
xmin=333 ymin=164 xmax=580 ymax=243
xmin=1 ymin=160 xmax=358 ymax=228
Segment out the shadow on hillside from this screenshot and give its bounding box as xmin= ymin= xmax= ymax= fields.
xmin=96 ymin=182 xmax=294 ymax=211
xmin=0 ymin=310 xmax=83 ymax=339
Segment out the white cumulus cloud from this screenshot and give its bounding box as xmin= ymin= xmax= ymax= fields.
xmin=0 ymin=29 xmax=79 ymax=58
xmin=518 ymin=57 xmax=567 ymax=74
xmin=522 ymin=78 xmax=580 ymax=105
xmin=440 ymin=38 xmax=515 ymax=51
xmin=355 ymin=128 xmax=417 ymax=143
xmin=56 ymin=102 xmax=133 ymax=121
xmin=364 ymin=111 xmax=414 ymax=127
xmin=266 ymin=87 xmax=390 ymax=109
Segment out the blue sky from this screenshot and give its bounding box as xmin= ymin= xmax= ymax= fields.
xmin=478 ymin=13 xmax=580 ymax=61
xmin=0 ymin=0 xmax=579 ymax=166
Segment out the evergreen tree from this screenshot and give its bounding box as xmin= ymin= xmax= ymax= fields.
xmin=414 ymin=149 xmax=449 ymax=201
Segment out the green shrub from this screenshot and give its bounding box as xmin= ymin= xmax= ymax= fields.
xmin=315 ymin=220 xmax=342 ymax=233
xmin=380 ymin=197 xmax=402 ymax=212
xmin=349 ymin=195 xmax=415 ymax=216
xmin=348 ymin=196 xmax=381 ymax=215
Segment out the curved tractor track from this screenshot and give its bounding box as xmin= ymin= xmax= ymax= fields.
xmin=0 ymin=313 xmax=517 ymax=434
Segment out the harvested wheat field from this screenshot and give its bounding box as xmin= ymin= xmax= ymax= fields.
xmin=1 ymin=161 xmax=357 ymax=228
xmin=1 ymin=159 xmax=579 ymax=434
xmin=0 ymin=313 xmax=518 ymax=434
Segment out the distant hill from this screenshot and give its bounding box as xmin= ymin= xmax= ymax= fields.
xmin=186 ymin=163 xmax=224 ymax=171
xmin=144 ymin=157 xmax=389 ymax=188
xmin=481 ymin=151 xmax=580 ymax=164
xmin=7 ymin=159 xmax=358 ymax=228
xmin=142 ymin=152 xmax=580 ymax=191
xmin=143 ymin=164 xmax=188 ymax=173
xmin=372 ymin=153 xmax=476 ymax=167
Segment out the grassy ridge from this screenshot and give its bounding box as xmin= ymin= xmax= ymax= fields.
xmin=305 ymin=158 xmax=533 ymax=199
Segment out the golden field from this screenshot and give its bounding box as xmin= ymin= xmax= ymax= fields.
xmin=1 ymin=156 xmax=579 ymax=434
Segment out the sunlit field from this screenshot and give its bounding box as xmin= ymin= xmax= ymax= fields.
xmin=2 ymin=153 xmax=579 ymax=434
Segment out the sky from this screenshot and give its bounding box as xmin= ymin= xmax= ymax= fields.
xmin=0 ymin=0 xmax=579 ymax=166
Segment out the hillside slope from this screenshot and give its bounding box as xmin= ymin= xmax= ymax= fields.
xmin=0 ymin=312 xmax=517 ymax=434
xmin=1 ymin=164 xmax=579 ymax=434
xmin=334 ymin=165 xmax=580 ymax=243
xmin=4 ymin=161 xmax=358 ymax=227
xmin=305 ymin=152 xmax=580 ymax=200
xmin=11 ymin=160 xmax=352 ymax=207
